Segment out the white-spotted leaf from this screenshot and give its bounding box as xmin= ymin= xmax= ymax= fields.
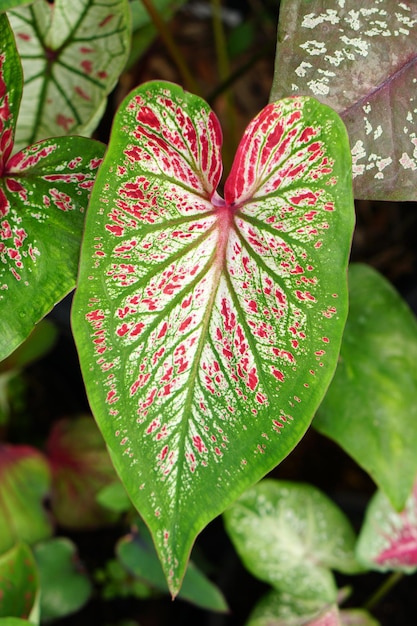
xmin=71 ymin=81 xmax=354 ymax=595
xmin=272 ymin=0 xmax=417 ymax=201
xmin=0 ymin=13 xmax=105 ymax=360
xmin=8 ymin=0 xmax=131 ymax=152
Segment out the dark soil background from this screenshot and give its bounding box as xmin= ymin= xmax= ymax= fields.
xmin=14 ymin=1 xmax=417 ymax=624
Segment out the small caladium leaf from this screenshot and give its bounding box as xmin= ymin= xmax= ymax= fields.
xmin=314 ymin=263 xmax=417 ymax=511
xmin=0 ymin=13 xmax=105 ymax=360
xmin=0 ymin=445 xmax=52 ymax=553
xmin=0 ymin=543 xmax=39 ymax=623
xmin=33 ymin=538 xmax=92 ymax=621
xmin=72 ymin=80 xmax=354 ymax=594
xmin=8 ymin=0 xmax=131 ymax=152
xmin=272 ymin=0 xmax=417 ymax=201
xmin=46 ymin=415 xmax=119 ymax=529
xmin=224 ymin=480 xmax=360 ymax=604
xmin=356 ymin=479 xmax=417 ymax=573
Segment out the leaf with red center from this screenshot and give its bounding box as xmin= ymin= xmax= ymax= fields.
xmin=72 ymin=81 xmax=354 ymax=595
xmin=0 ymin=14 xmax=105 ymax=359
xmin=8 ymin=0 xmax=131 ymax=152
xmin=356 ymin=479 xmax=417 ymax=573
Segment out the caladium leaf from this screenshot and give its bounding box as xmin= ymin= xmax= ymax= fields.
xmin=314 ymin=264 xmax=417 ymax=511
xmin=0 ymin=445 xmax=52 ymax=554
xmin=8 ymin=0 xmax=131 ymax=152
xmin=272 ymin=0 xmax=417 ymax=201
xmin=224 ymin=480 xmax=360 ymax=604
xmin=46 ymin=415 xmax=119 ymax=529
xmin=72 ymin=80 xmax=354 ymax=594
xmin=356 ymin=479 xmax=417 ymax=573
xmin=33 ymin=538 xmax=92 ymax=621
xmin=0 ymin=13 xmax=105 ymax=360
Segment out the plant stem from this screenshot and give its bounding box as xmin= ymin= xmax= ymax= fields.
xmin=211 ymin=0 xmax=236 ymax=171
xmin=363 ymin=571 xmax=404 ymax=612
xmin=140 ymin=0 xmax=200 ymax=95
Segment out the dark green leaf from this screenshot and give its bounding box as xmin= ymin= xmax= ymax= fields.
xmin=314 ymin=264 xmax=417 ymax=511
xmin=117 ymin=525 xmax=228 ymax=612
xmin=33 ymin=538 xmax=92 ymax=621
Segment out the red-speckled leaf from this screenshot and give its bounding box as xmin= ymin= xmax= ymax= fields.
xmin=272 ymin=0 xmax=417 ymax=201
xmin=72 ymin=81 xmax=354 ymax=595
xmin=0 ymin=14 xmax=105 ymax=360
xmin=8 ymin=0 xmax=131 ymax=152
xmin=356 ymin=479 xmax=417 ymax=573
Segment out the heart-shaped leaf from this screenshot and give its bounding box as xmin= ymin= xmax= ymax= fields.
xmin=33 ymin=538 xmax=92 ymax=621
xmin=72 ymin=81 xmax=354 ymax=594
xmin=0 ymin=543 xmax=39 ymax=623
xmin=0 ymin=445 xmax=52 ymax=553
xmin=314 ymin=263 xmax=417 ymax=511
xmin=46 ymin=415 xmax=119 ymax=529
xmin=224 ymin=480 xmax=360 ymax=605
xmin=8 ymin=0 xmax=131 ymax=152
xmin=272 ymin=0 xmax=417 ymax=201
xmin=0 ymin=13 xmax=105 ymax=360
xmin=356 ymin=479 xmax=417 ymax=573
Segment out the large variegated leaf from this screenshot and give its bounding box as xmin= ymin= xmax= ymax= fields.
xmin=72 ymin=81 xmax=354 ymax=594
xmin=272 ymin=0 xmax=417 ymax=201
xmin=0 ymin=13 xmax=105 ymax=359
xmin=8 ymin=0 xmax=131 ymax=152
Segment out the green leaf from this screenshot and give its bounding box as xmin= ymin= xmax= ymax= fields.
xmin=0 ymin=543 xmax=39 ymax=623
xmin=0 ymin=445 xmax=52 ymax=553
xmin=0 ymin=14 xmax=105 ymax=360
xmin=0 ymin=2 xmax=33 ymax=12
xmin=8 ymin=0 xmax=131 ymax=151
xmin=46 ymin=415 xmax=119 ymax=529
xmin=0 ymin=320 xmax=57 ymax=373
xmin=72 ymin=80 xmax=354 ymax=594
xmin=244 ymin=588 xmax=337 ymax=626
xmin=116 ymin=523 xmax=228 ymax=612
xmin=224 ymin=480 xmax=360 ymax=605
xmin=314 ymin=263 xmax=417 ymax=511
xmin=96 ymin=480 xmax=133 ymax=514
xmin=272 ymin=0 xmax=417 ymax=201
xmin=33 ymin=538 xmax=92 ymax=621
